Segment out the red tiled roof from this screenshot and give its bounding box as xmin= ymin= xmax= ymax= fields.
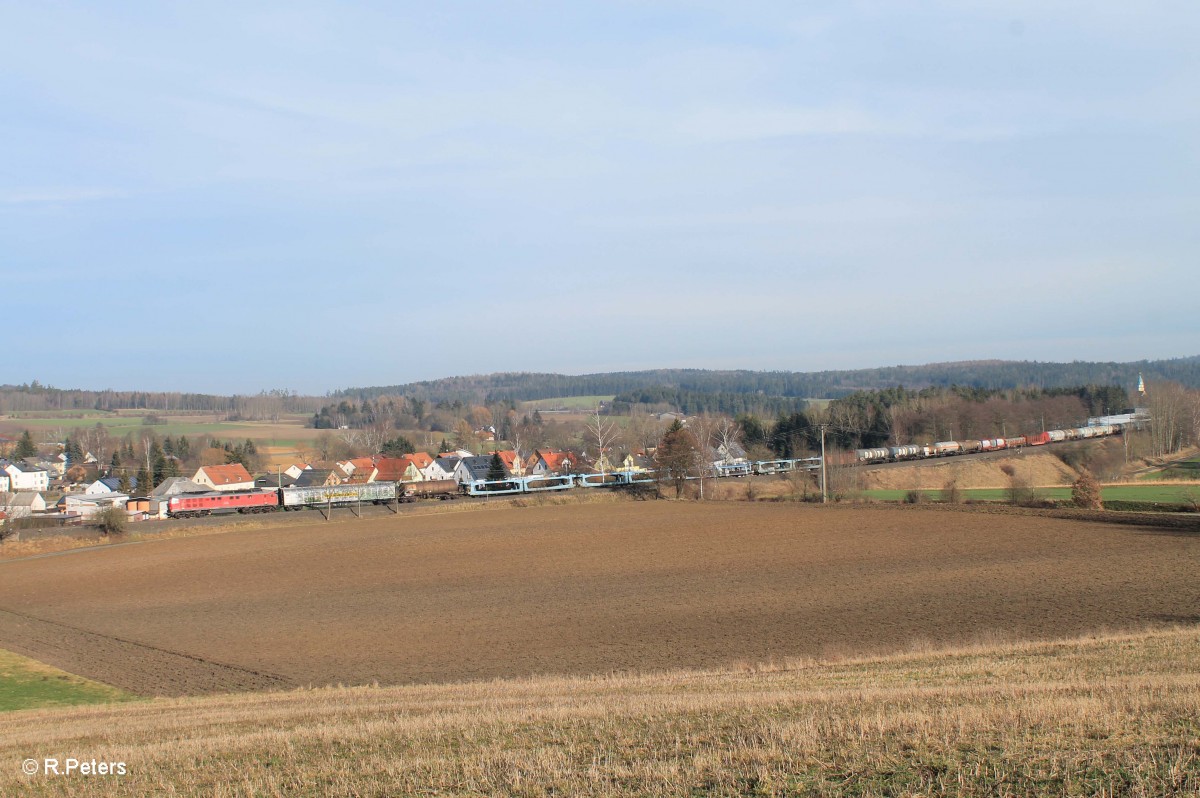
xmin=495 ymin=450 xmax=521 ymax=469
xmin=197 ymin=464 xmax=253 ymax=486
xmin=373 ymin=457 xmax=417 ymax=482
xmin=540 ymin=451 xmax=574 ymax=470
xmin=407 ymin=452 xmax=434 ymax=469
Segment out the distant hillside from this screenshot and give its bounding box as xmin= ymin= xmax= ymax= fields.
xmin=335 ymin=355 xmax=1200 ymax=404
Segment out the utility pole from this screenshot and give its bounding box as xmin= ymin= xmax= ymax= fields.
xmin=820 ymin=424 xmax=828 ymax=504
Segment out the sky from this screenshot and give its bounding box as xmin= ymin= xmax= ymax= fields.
xmin=2 ymin=1 xmax=1197 ymax=394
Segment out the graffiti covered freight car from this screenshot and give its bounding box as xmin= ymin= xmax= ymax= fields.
xmin=280 ymin=481 xmax=399 ymax=510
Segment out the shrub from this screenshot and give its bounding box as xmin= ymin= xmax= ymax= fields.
xmin=904 ymin=490 xmax=925 ymax=504
xmin=942 ymin=479 xmax=961 ymax=504
xmin=1071 ymin=470 xmax=1103 ymax=510
xmin=95 ymin=506 xmax=128 ymax=535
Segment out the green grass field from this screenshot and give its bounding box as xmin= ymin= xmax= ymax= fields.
xmin=861 ymin=484 xmax=1200 ymax=504
xmin=519 ymin=395 xmax=615 ymax=411
xmin=0 ymin=649 xmax=133 ymax=712
xmin=0 ymin=414 xmax=320 ymax=446
xmin=3 ymin=417 xmax=244 ymax=436
xmin=1140 ymin=455 xmax=1200 ymax=482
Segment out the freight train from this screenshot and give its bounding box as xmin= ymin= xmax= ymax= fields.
xmin=164 ymin=422 xmax=1123 ymax=517
xmin=846 ymin=423 xmax=1121 ymax=466
xmin=164 ymin=461 xmax=810 ymax=517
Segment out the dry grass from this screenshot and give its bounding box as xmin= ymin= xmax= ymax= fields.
xmin=1 ymin=627 xmax=1197 ymax=796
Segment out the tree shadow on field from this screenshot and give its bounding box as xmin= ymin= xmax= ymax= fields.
xmin=1055 ymin=510 xmax=1200 ymax=537
xmin=1148 ymin=614 xmax=1200 ymax=625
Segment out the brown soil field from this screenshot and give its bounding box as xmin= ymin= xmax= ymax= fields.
xmin=0 ymin=502 xmax=1196 ymax=698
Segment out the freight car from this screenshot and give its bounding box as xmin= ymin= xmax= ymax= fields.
xmin=280 ymin=481 xmax=398 ymax=510
xmin=399 ymin=479 xmax=462 ymax=501
xmin=849 ymin=422 xmax=1121 ymax=466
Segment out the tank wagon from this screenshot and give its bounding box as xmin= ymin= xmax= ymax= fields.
xmin=850 ymin=422 xmax=1123 ymax=466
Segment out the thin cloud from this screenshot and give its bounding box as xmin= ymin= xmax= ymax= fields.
xmin=0 ymin=188 xmax=127 ymax=204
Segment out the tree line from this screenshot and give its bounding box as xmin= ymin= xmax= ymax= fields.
xmin=331 ymin=357 xmax=1199 ymax=405
xmin=0 ymin=383 xmax=324 ymax=418
xmin=743 ymin=384 xmax=1136 ymax=457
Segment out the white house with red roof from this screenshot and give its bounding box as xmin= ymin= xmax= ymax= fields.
xmin=525 ymin=449 xmax=579 ymax=477
xmin=493 ymin=450 xmax=525 ymax=476
xmin=191 ymin=463 xmax=255 ymax=492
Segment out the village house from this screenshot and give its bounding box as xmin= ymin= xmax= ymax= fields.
xmin=3 ymin=462 xmax=50 ymax=492
xmin=60 ymin=492 xmax=127 ymax=520
xmin=85 ymin=476 xmax=136 ymax=495
xmin=405 ymin=452 xmax=434 ymax=472
xmin=292 ymin=469 xmax=342 ymax=488
xmin=493 ymin=450 xmax=525 ymax=477
xmin=1 ymin=491 xmax=47 ymax=519
xmin=255 ymin=472 xmax=297 ymax=489
xmin=424 ymin=455 xmax=460 ymax=481
xmin=620 ymin=451 xmax=656 ymax=473
xmin=525 ymin=449 xmax=578 ymax=477
xmin=191 ymin=463 xmax=255 ymax=492
xmin=714 ymin=441 xmax=749 ymax=465
xmin=373 ymin=456 xmax=423 ymax=483
xmin=453 ymin=455 xmax=509 ymax=485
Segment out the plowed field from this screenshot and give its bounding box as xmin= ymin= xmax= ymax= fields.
xmin=0 ymin=503 xmax=1196 ymax=696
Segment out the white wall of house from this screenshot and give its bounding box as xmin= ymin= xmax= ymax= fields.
xmin=4 ymin=465 xmax=49 ymax=492
xmin=2 ymin=492 xmax=47 ymax=519
xmin=0 ymin=474 xmax=8 ymax=492
xmin=84 ymin=480 xmax=114 ymax=495
xmin=452 ymin=461 xmax=482 ymax=485
xmin=191 ymin=468 xmax=254 ymax=492
xmin=423 ymin=462 xmax=452 ymax=481
xmin=63 ymin=493 xmax=128 ymax=520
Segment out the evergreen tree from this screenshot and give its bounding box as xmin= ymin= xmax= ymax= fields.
xmin=111 ymin=451 xmax=121 ymax=471
xmin=382 ymin=435 xmax=415 ymax=456
xmin=176 ymin=436 xmax=191 ymax=462
xmin=135 ymin=465 xmax=149 ymax=494
xmin=118 ymin=472 xmax=132 ymax=494
xmin=151 ymin=440 xmax=166 ymax=484
xmin=15 ymin=430 xmax=37 ymax=459
xmin=487 ymin=452 xmax=507 ymax=482
xmin=65 ymin=435 xmax=84 ymax=464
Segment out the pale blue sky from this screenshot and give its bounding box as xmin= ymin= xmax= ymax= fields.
xmin=3 ymin=2 xmax=1197 ymax=393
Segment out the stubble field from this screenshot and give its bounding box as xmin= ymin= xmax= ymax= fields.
xmin=0 ymin=502 xmax=1196 ymax=697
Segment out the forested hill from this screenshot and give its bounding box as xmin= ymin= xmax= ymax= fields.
xmin=335 ymin=356 xmax=1200 ymax=404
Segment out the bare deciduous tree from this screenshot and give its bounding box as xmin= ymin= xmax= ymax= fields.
xmin=361 ymin=418 xmax=392 ymax=455
xmin=587 ymin=407 xmax=621 ymax=476
xmin=713 ymin=416 xmax=743 ymax=464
